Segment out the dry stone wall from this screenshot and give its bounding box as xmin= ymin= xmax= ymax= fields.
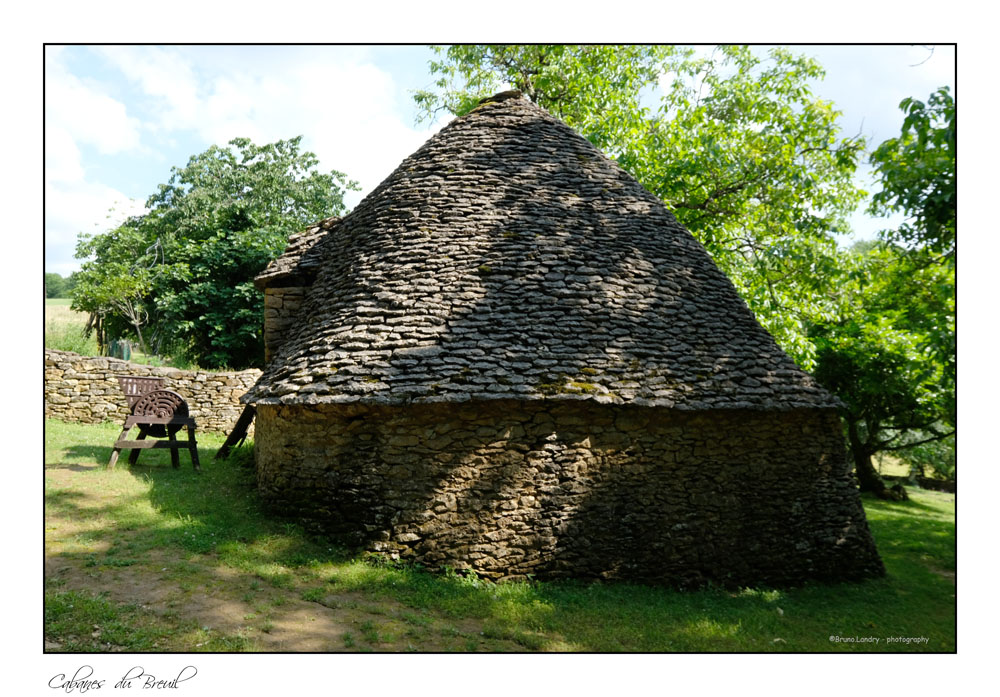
xmin=255 ymin=401 xmax=884 ymax=587
xmin=263 ymin=287 xmax=307 ymax=363
xmin=45 ymin=349 xmax=260 ymax=435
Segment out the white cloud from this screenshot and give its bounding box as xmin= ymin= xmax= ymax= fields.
xmin=45 ymin=50 xmax=142 ymax=155
xmin=45 ymin=48 xmax=148 ymax=276
xmin=94 ymin=46 xmax=441 ymax=202
xmin=44 ymin=125 xmax=84 ymax=183
xmin=286 ymin=59 xmax=440 ymax=197
xmin=45 ymin=179 xmax=147 ymax=276
xmin=94 ymin=45 xmax=202 ymax=134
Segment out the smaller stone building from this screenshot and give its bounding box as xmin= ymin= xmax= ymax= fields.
xmin=244 ymin=92 xmax=884 ymax=587
xmin=255 ymin=216 xmax=339 ymax=363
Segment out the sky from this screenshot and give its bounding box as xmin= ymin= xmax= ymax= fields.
xmin=44 ymin=44 xmax=955 ymax=277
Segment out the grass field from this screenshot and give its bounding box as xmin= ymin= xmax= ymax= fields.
xmin=45 ymin=298 xmax=100 ymax=355
xmin=45 ymin=298 xmax=176 ymax=367
xmin=44 ymin=417 xmax=956 ymax=653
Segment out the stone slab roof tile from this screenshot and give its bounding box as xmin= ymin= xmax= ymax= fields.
xmin=243 ymin=96 xmax=840 ymax=410
xmin=253 ymin=216 xmax=341 ymax=289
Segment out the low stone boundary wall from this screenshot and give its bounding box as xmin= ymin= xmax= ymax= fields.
xmin=45 ymin=349 xmax=261 ymax=435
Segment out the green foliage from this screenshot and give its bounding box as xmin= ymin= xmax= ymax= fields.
xmin=811 ymin=243 xmax=954 ymax=450
xmin=896 ymin=434 xmax=956 ymax=481
xmin=70 ymin=214 xmax=159 ymax=354
xmin=869 ymin=87 xmax=955 ymax=257
xmin=808 ymin=89 xmax=955 ymax=490
xmin=415 ymin=45 xmax=673 ymax=130
xmin=71 ymin=136 xmax=358 ymax=369
xmin=45 ymin=272 xmax=69 ymax=298
xmin=415 ymin=45 xmax=865 ymax=369
xmin=155 ymin=229 xmax=287 ymax=368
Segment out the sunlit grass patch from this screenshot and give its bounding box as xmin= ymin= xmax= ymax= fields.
xmin=45 ymin=590 xmax=256 ymax=652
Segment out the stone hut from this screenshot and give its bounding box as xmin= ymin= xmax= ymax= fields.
xmin=255 ymin=216 xmax=339 ymax=363
xmin=245 ymin=92 xmax=884 ymax=587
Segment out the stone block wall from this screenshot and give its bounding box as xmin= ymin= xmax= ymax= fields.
xmin=263 ymin=287 xmax=307 ymax=363
xmin=45 ymin=349 xmax=261 ymax=435
xmin=254 ymin=400 xmax=884 ymax=587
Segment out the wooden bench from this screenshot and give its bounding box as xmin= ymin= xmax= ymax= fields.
xmin=108 ymin=375 xmax=200 ymax=470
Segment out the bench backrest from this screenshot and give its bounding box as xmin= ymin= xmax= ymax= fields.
xmin=116 ymin=375 xmax=165 ymax=409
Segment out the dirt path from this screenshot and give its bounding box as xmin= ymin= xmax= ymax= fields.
xmin=44 ymin=465 xmax=524 ymax=652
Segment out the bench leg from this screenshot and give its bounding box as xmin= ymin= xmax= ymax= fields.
xmin=128 ymin=428 xmax=147 ymax=466
xmin=169 ymin=430 xmax=180 ymax=469
xmin=187 ymin=424 xmax=201 ymax=471
xmin=108 ymin=426 xmax=130 ymax=469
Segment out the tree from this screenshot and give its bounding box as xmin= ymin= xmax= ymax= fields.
xmin=72 ymin=218 xmax=156 ymax=355
xmin=76 ymin=262 xmax=154 ymax=355
xmin=810 ymin=242 xmax=955 ymax=498
xmin=45 ymin=273 xmax=68 ymax=298
xmin=73 ymin=136 xmax=357 ymax=368
xmin=415 ymin=45 xmax=865 ymax=369
xmin=868 ymin=86 xmax=955 ymax=259
xmin=896 ymin=433 xmax=955 ymax=482
xmin=809 ymin=86 xmax=956 ymax=498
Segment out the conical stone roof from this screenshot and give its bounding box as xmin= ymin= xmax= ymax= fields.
xmin=244 ymin=94 xmax=840 ymax=410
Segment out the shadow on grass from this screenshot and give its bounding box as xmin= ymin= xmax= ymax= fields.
xmin=45 ymin=488 xmax=88 ymax=504
xmin=46 ymin=462 xmax=103 ymax=472
xmin=326 ymin=557 xmax=929 ymax=651
xmin=48 ymin=443 xmax=350 ymax=573
xmin=60 ymin=444 xmax=202 ymax=472
xmin=44 ymin=440 xmax=957 ymax=652
xmin=865 ymin=515 xmax=955 ymax=577
xmin=47 ymin=444 xmax=115 ymax=470
xmin=863 ymin=491 xmax=955 ymax=570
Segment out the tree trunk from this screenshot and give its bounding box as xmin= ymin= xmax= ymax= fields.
xmin=92 ymin=314 xmax=106 ymax=356
xmin=133 ymin=322 xmax=150 ymax=359
xmin=852 ymin=443 xmax=887 ymax=495
xmin=848 ymin=420 xmax=907 ymax=501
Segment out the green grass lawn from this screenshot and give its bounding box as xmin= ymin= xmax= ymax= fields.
xmin=44 ymin=417 xmax=956 ymax=652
